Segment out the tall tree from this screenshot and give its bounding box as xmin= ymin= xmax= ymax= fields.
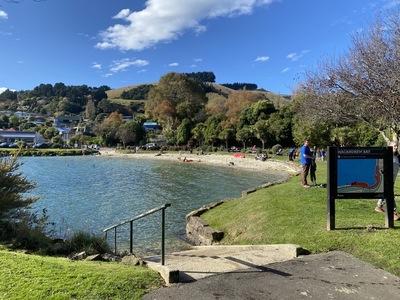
xmin=295 ymin=9 xmax=400 ymax=143
xmin=145 ymin=72 xmax=207 ymax=130
xmin=203 ymin=114 xmax=224 ymax=146
xmin=85 ymin=96 xmax=96 ymax=120
xmin=176 ymin=118 xmax=192 ymax=146
xmin=236 ymin=126 xmax=252 ymax=149
xmin=224 ymin=90 xmax=261 ymax=129
xmin=253 ymin=120 xmax=269 ymax=150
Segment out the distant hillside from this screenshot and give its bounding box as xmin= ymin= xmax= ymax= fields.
xmin=106 ymin=82 xmax=291 ymax=108
xmin=208 ymin=83 xmax=291 ymax=108
xmin=105 ymin=83 xmax=158 ymax=100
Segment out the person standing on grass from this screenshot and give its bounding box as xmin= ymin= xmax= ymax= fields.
xmin=300 ymin=140 xmax=314 ymax=188
xmin=375 ymin=141 xmax=400 ymax=221
xmin=310 ymin=146 xmax=317 ymax=186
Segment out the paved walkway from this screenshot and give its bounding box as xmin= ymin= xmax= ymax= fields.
xmin=143 ymin=249 xmax=400 ymax=300
xmin=143 ymin=244 xmax=301 ymax=283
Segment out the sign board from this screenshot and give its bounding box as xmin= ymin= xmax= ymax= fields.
xmin=327 ymin=147 xmax=394 ymax=229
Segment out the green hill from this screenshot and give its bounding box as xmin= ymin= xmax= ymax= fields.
xmin=106 ymin=82 xmax=291 ymax=108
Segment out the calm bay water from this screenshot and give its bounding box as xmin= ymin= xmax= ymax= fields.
xmin=19 ymin=155 xmax=286 ymax=254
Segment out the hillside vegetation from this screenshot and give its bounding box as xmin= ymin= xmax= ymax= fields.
xmin=106 ymin=82 xmax=291 ymax=108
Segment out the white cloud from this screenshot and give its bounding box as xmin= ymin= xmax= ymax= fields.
xmin=281 ymin=67 xmax=290 ymax=73
xmin=194 ymin=58 xmax=203 ymax=62
xmin=169 ymin=62 xmax=179 ymax=67
xmin=0 ymin=87 xmax=9 ymax=94
xmin=0 ymin=10 xmax=8 ymax=20
xmin=109 ymin=58 xmax=149 ymax=73
xmin=286 ymin=50 xmax=309 ymax=61
xmin=92 ymin=62 xmax=102 ymax=70
xmin=255 ymin=56 xmax=269 ymax=62
xmin=96 ymin=0 xmax=274 ymax=51
xmin=195 ymin=25 xmax=207 ymax=35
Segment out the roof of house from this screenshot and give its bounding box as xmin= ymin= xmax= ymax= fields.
xmin=0 ymin=131 xmax=37 ymax=138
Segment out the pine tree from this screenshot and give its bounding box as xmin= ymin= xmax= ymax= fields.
xmin=0 ymin=152 xmax=38 ymax=220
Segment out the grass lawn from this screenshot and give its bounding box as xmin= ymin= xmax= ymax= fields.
xmin=201 ymin=157 xmax=400 ymax=277
xmin=0 ymin=249 xmax=162 ymax=299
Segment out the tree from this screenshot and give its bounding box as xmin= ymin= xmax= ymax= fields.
xmin=237 ymin=99 xmax=276 ymax=129
xmin=218 ymin=128 xmax=235 ymax=150
xmin=236 ymin=126 xmax=252 ymax=149
xmin=176 ymin=118 xmax=192 ymax=146
xmin=203 ymin=114 xmax=224 ymax=146
xmin=145 ymin=72 xmax=207 ymax=130
xmin=253 ymin=120 xmax=269 ymax=150
xmin=95 ymin=112 xmax=124 ymax=146
xmin=191 ymin=123 xmax=205 ymax=146
xmin=85 ymin=96 xmax=96 ymax=120
xmin=0 ymin=153 xmax=37 ymax=221
xmin=224 ymin=90 xmax=261 ymax=128
xmin=266 ymin=105 xmax=293 ymax=146
xmin=118 ymin=120 xmax=145 ymax=147
xmin=295 ymin=9 xmax=400 ymax=143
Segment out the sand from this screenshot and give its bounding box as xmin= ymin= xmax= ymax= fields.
xmin=98 ymin=148 xmax=300 ymax=176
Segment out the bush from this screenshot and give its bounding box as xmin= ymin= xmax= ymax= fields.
xmin=65 ymin=231 xmax=111 ymax=255
xmin=0 ymin=209 xmax=54 ymax=252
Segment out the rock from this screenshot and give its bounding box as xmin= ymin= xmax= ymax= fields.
xmin=86 ymin=254 xmax=106 ymax=261
xmin=68 ymin=251 xmax=87 ymax=261
xmin=122 ymin=254 xmax=145 ymax=266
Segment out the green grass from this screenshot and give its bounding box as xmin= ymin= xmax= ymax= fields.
xmin=0 ymin=249 xmax=162 ymax=299
xmin=201 ymin=158 xmax=400 ymax=276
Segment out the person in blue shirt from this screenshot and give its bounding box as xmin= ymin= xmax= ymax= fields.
xmin=300 ymin=140 xmax=315 ymax=188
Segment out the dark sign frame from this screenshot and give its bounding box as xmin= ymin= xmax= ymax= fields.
xmin=327 ymin=146 xmax=394 ymax=230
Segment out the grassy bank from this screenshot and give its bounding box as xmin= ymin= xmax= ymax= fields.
xmin=202 ymin=158 xmax=400 ymax=276
xmin=0 ymin=248 xmax=162 ymax=299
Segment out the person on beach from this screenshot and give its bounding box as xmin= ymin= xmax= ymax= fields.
xmin=300 ymin=140 xmax=315 ymax=188
xmin=375 ymin=141 xmax=400 ymax=220
xmin=288 ymin=147 xmax=295 ymax=161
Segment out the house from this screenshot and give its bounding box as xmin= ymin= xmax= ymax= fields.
xmin=54 ymin=116 xmax=82 ymax=128
xmin=0 ymin=130 xmax=45 ymax=144
xmin=143 ymin=122 xmax=161 ymax=131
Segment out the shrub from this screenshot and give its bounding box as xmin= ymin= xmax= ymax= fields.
xmin=65 ymin=231 xmax=111 ymax=255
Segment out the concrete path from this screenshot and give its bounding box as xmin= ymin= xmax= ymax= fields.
xmin=143 ymin=250 xmax=400 ymax=300
xmin=143 ymin=244 xmax=301 ymax=284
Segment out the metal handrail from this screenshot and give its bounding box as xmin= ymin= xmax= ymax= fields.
xmin=103 ymin=203 xmax=171 ymax=265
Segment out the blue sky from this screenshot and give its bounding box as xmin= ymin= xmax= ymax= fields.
xmin=0 ymin=0 xmax=399 ymax=95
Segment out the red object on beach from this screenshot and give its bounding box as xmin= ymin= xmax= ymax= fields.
xmin=233 ymin=153 xmax=245 ymax=158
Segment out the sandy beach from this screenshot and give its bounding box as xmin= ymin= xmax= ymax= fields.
xmin=98 ymin=148 xmax=300 ymax=176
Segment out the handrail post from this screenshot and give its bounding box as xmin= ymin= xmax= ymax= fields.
xmin=114 ymin=227 xmax=117 ymax=254
xmin=161 ymin=207 xmax=166 ymax=265
xmin=129 ymin=221 xmax=133 ymax=254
